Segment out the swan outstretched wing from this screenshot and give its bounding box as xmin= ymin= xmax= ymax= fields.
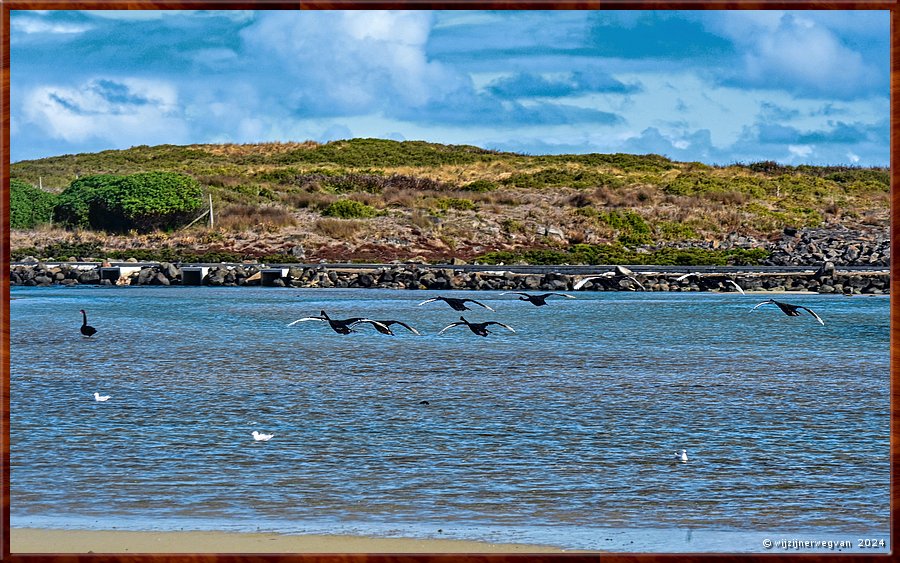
xmin=750 ymin=300 xmax=773 ymax=312
xmin=675 ymin=272 xmax=699 ymax=282
xmin=573 ymin=276 xmax=601 ymax=290
xmin=437 ymin=322 xmax=464 ymax=335
xmin=463 ymin=299 xmax=495 ymax=311
xmin=574 ymin=274 xmax=613 ymax=290
xmin=624 ymin=275 xmax=646 ymax=291
xmin=417 ymin=298 xmax=440 ymax=306
xmin=796 ymin=305 xmax=825 ymax=325
xmin=549 ymin=293 xmax=576 ymax=299
xmin=727 ymin=279 xmax=746 ymax=294
xmin=348 ymin=319 xmax=395 ymax=334
xmin=485 ymin=321 xmax=516 ymax=333
xmin=287 ymin=317 xmax=326 ymax=326
xmin=383 ymin=320 xmax=421 ymax=335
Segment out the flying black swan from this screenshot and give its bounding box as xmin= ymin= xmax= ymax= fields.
xmin=437 ymin=316 xmax=516 ymax=337
xmin=345 ymin=318 xmax=421 ymax=335
xmin=751 ymin=299 xmax=824 ymax=325
xmin=499 ymin=292 xmax=575 ymax=306
xmin=287 ymin=310 xmax=392 ymax=334
xmin=418 ymin=295 xmax=494 ymax=311
xmin=80 ymin=309 xmax=97 ymax=337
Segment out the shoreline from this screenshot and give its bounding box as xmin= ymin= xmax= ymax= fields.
xmin=10 ymin=527 xmax=579 ymax=554
xmin=8 ymin=261 xmax=890 ymax=294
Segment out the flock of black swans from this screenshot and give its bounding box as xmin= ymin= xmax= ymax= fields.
xmin=76 ymin=288 xmax=827 ymax=448
xmin=78 ymin=291 xmax=826 ymax=340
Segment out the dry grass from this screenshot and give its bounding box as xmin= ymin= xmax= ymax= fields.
xmin=409 ymin=210 xmax=434 ymax=230
xmin=216 ymin=204 xmax=296 ymax=231
xmin=282 ymin=191 xmax=336 ymax=210
xmin=314 ymin=218 xmax=365 ymax=239
xmin=198 ymin=141 xmax=319 ymax=157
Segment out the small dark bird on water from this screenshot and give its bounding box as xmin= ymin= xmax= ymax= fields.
xmin=345 ymin=318 xmax=421 ymax=335
xmin=499 ymin=292 xmax=575 ymax=306
xmin=79 ymin=309 xmax=97 ymax=338
xmin=418 ymin=295 xmax=494 ymax=312
xmin=437 ymin=316 xmax=516 ymax=337
xmin=287 ymin=310 xmax=392 ymax=334
xmin=751 ymin=299 xmax=824 ymax=325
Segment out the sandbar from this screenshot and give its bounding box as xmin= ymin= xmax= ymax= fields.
xmin=11 ymin=527 xmax=580 ymax=553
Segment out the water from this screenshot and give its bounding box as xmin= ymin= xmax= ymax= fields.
xmin=9 ymin=286 xmax=891 ymax=552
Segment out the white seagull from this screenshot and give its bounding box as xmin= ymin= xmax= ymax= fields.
xmin=93 ymin=392 xmax=110 ymax=402
xmin=252 ymin=431 xmax=275 ymax=442
xmin=675 ymin=449 xmax=688 ymax=463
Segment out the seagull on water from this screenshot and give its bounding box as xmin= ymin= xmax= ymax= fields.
xmin=252 ymin=431 xmax=274 ymax=442
xmin=93 ymin=392 xmax=110 ymax=402
xmin=751 ymin=299 xmax=824 ymax=325
xmin=418 ymin=295 xmax=494 ymax=312
xmin=437 ymin=316 xmax=516 ymax=337
xmin=287 ymin=310 xmax=392 ymax=334
xmin=675 ymin=449 xmax=688 ymax=463
xmin=499 ymin=292 xmax=575 ymax=306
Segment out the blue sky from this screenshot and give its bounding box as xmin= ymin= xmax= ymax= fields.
xmin=9 ymin=10 xmax=890 ymax=166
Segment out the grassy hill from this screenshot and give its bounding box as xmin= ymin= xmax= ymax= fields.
xmin=9 ymin=138 xmax=890 ymax=264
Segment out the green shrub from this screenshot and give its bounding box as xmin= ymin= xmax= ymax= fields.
xmin=599 ymin=210 xmax=652 ymax=245
xmin=463 ymin=179 xmax=499 ymax=192
xmin=10 ymin=179 xmax=56 ymax=228
xmin=655 ymin=221 xmax=698 ymax=240
xmin=502 ymin=168 xmax=623 ymax=189
xmin=106 ymin=172 xmax=203 ymax=231
xmin=434 ymin=197 xmax=475 ymax=211
xmin=54 ymin=174 xmax=125 ymax=228
xmin=321 ymin=199 xmax=377 ymax=219
xmin=575 ymin=207 xmax=599 ymax=219
xmin=476 ymin=243 xmax=770 ymax=266
xmin=664 ymin=172 xmax=728 ymax=196
xmin=54 ymin=172 xmax=203 ymax=232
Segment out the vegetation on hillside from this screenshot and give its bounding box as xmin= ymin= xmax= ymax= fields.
xmin=9 ymin=138 xmax=889 ymax=264
xmin=10 ymin=179 xmax=56 ymax=229
xmin=50 ymin=172 xmax=202 ymax=233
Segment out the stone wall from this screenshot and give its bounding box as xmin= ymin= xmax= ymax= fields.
xmin=10 ymin=262 xmax=889 ymax=294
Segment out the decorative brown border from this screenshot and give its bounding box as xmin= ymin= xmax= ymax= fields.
xmin=1 ymin=2 xmax=896 ymax=562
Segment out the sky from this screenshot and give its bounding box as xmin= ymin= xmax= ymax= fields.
xmin=8 ymin=10 xmax=890 ymax=166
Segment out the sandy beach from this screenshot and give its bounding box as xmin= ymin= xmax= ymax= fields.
xmin=11 ymin=528 xmax=580 ymax=554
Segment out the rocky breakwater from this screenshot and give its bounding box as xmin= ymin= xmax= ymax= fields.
xmin=9 ymin=262 xmax=889 ymax=294
xmin=763 ymin=226 xmax=890 ymax=267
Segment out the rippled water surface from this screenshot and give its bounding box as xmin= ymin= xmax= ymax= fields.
xmin=9 ymin=286 xmax=891 ymax=551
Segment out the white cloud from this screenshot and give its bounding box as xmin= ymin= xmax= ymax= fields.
xmin=11 ymin=17 xmax=92 ymax=35
xmin=788 ymin=144 xmax=813 ymax=158
xmin=701 ymin=11 xmax=882 ymax=98
xmin=22 ymin=78 xmax=188 ymax=145
xmin=240 ymin=11 xmax=466 ymax=113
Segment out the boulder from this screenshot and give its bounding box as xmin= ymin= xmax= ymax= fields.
xmin=78 ymin=270 xmax=101 ymax=284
